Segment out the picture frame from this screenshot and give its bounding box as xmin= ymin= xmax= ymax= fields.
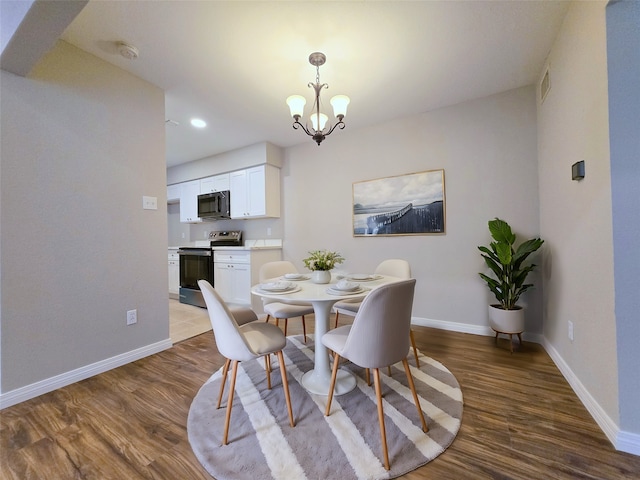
xmin=352 ymin=169 xmax=445 ymax=236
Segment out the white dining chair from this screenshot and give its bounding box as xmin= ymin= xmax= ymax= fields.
xmin=259 ymin=261 xmax=314 ymax=342
xmin=333 ymin=259 xmax=420 ymax=367
xmin=198 ymin=280 xmax=295 ymax=445
xmin=322 ymin=278 xmax=427 ymax=471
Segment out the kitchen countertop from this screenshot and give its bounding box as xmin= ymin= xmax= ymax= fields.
xmin=170 ymin=239 xmax=282 ymax=250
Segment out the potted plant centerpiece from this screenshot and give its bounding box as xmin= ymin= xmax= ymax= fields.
xmin=303 ymin=250 xmax=344 ymax=284
xmin=478 ymin=218 xmax=544 ymax=351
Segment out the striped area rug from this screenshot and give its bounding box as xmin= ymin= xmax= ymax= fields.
xmin=188 ymin=335 xmax=463 ymax=480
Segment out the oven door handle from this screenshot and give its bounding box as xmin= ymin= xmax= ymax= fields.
xmin=177 ymin=249 xmax=212 ymax=256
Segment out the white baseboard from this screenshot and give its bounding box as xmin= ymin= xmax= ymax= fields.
xmin=412 ymin=316 xmax=494 ymax=336
xmin=0 ymin=339 xmax=172 ymax=410
xmin=616 ymin=430 xmax=640 ymax=456
xmin=412 ymin=316 xmax=639 ymax=456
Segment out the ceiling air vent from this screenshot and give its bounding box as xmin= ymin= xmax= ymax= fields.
xmin=540 ymin=67 xmax=550 ymax=104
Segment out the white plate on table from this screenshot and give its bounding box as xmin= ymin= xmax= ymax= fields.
xmin=259 ymin=281 xmax=294 ymax=291
xmin=326 ymin=286 xmax=368 ymax=296
xmin=345 ymin=274 xmax=382 ymax=281
xmin=257 ymin=284 xmax=301 ymax=295
xmin=282 ymin=273 xmax=310 ymax=281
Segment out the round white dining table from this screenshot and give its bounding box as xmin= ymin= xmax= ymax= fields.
xmin=251 ymin=274 xmax=399 ymax=396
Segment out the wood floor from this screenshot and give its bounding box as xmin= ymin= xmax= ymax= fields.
xmin=2 ymin=316 xmax=639 ymax=479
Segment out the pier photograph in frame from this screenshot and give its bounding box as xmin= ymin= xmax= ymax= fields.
xmin=352 ymin=169 xmax=445 ymax=236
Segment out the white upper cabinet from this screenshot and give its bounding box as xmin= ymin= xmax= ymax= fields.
xmin=167 ymin=183 xmax=181 ymax=203
xmin=200 ymin=173 xmax=230 ymax=194
xmin=230 ymin=165 xmax=280 ymax=219
xmin=179 ymin=180 xmax=202 ymax=223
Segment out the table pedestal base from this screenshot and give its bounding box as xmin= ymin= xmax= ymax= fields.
xmin=301 ymin=368 xmax=356 ymax=396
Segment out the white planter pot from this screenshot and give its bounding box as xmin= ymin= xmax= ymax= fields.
xmin=311 ymin=270 xmax=331 ymax=284
xmin=488 ymin=304 xmax=525 ymax=334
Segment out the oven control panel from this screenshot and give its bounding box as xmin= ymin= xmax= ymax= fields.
xmin=209 ymin=230 xmax=242 ymax=246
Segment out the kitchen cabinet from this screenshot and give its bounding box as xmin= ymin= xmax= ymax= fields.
xmin=167 ymin=184 xmax=181 ymax=203
xmin=168 ymin=249 xmax=180 ymax=298
xmin=215 ymin=255 xmax=251 ymax=305
xmin=179 ymin=180 xmax=202 ymax=223
xmin=200 ymin=173 xmax=230 ymax=194
xmin=214 ymin=248 xmax=282 ymax=311
xmin=230 ymin=165 xmax=280 ymax=219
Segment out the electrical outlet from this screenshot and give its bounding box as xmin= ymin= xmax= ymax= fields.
xmin=127 ymin=309 xmax=137 ymax=326
xmin=267 ymin=227 xmax=272 ymax=236
xmin=568 ymin=320 xmax=574 ymax=341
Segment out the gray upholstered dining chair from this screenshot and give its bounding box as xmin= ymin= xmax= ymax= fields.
xmin=322 ymin=278 xmax=427 ymax=470
xmin=198 ymin=280 xmax=295 ymax=445
xmin=259 ymin=261 xmax=314 ymax=342
xmin=333 ymin=258 xmax=420 ymax=367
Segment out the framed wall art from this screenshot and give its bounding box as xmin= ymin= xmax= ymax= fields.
xmin=353 ymin=169 xmax=445 ymax=236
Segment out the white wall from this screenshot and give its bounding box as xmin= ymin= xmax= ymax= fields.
xmin=607 ymin=0 xmax=640 ymax=444
xmin=0 ymin=41 xmax=169 ymax=396
xmin=537 ymin=0 xmax=620 ymax=428
xmin=282 ymin=86 xmax=541 ymax=331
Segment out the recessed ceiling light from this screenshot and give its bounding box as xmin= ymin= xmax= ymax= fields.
xmin=190 ymin=118 xmax=207 ymax=128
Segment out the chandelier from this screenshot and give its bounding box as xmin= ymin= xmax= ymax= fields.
xmin=286 ymin=52 xmax=350 ymax=145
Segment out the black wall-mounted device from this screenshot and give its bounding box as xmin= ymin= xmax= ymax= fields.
xmin=572 ymin=161 xmax=585 ymax=181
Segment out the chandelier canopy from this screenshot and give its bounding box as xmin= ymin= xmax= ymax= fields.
xmin=286 ymin=52 xmax=350 ymax=146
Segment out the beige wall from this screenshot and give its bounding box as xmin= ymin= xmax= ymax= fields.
xmin=282 ymin=86 xmax=540 ymax=330
xmin=537 ymin=1 xmax=618 ymax=424
xmin=0 ymin=41 xmax=169 ymax=394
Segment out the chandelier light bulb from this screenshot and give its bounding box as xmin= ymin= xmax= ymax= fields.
xmin=286 ymin=95 xmax=306 ymax=119
xmin=330 ymin=95 xmax=350 ymax=119
xmin=310 ymin=112 xmax=328 ymax=132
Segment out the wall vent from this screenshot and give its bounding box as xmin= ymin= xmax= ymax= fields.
xmin=540 ymin=67 xmax=550 ymax=103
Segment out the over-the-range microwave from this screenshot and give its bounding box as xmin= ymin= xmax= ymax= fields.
xmin=197 ymin=190 xmax=231 ymax=219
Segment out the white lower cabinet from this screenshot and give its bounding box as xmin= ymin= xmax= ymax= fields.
xmin=168 ymin=249 xmax=180 ymax=297
xmin=214 ymin=248 xmax=282 ymax=312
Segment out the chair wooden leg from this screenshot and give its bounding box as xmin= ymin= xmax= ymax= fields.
xmin=387 ymin=366 xmax=392 ymax=377
xmin=265 ymin=314 xmax=271 ymax=323
xmin=277 ymin=351 xmax=295 ymax=427
xmin=365 ymin=368 xmax=371 ymax=386
xmin=373 ymin=368 xmax=390 ymax=470
xmin=301 ymin=315 xmax=307 ymax=343
xmin=403 ymin=358 xmax=428 ymax=432
xmin=495 ymin=331 xmax=499 ymax=343
xmin=217 ymin=358 xmax=230 ymax=409
xmin=334 ymin=311 xmax=340 ymax=328
xmin=325 ymin=352 xmax=341 ymax=416
xmin=284 ymin=318 xmax=288 ymax=336
xmin=410 ymin=329 xmax=420 ymax=368
xmin=265 ymin=355 xmax=272 ymax=389
xmin=223 ymin=360 xmax=239 ymax=445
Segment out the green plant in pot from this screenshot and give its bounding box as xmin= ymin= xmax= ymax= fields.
xmin=478 ymin=218 xmax=544 ymax=352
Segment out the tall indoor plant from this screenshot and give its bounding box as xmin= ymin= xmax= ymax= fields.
xmin=478 ymin=218 xmax=544 ymax=348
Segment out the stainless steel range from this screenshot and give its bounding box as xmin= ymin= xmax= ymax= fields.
xmin=178 ymin=230 xmax=243 ymax=307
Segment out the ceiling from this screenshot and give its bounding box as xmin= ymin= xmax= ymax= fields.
xmin=58 ymin=1 xmax=570 ymax=167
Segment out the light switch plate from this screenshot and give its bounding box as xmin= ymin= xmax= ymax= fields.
xmin=143 ymin=196 xmax=158 ymax=210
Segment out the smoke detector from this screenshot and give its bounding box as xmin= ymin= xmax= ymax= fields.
xmin=117 ymin=42 xmax=139 ymax=60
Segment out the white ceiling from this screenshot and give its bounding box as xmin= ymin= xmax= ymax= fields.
xmin=59 ymin=1 xmax=570 ymax=167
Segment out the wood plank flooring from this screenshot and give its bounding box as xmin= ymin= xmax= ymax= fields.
xmin=2 ymin=315 xmax=639 ymax=479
